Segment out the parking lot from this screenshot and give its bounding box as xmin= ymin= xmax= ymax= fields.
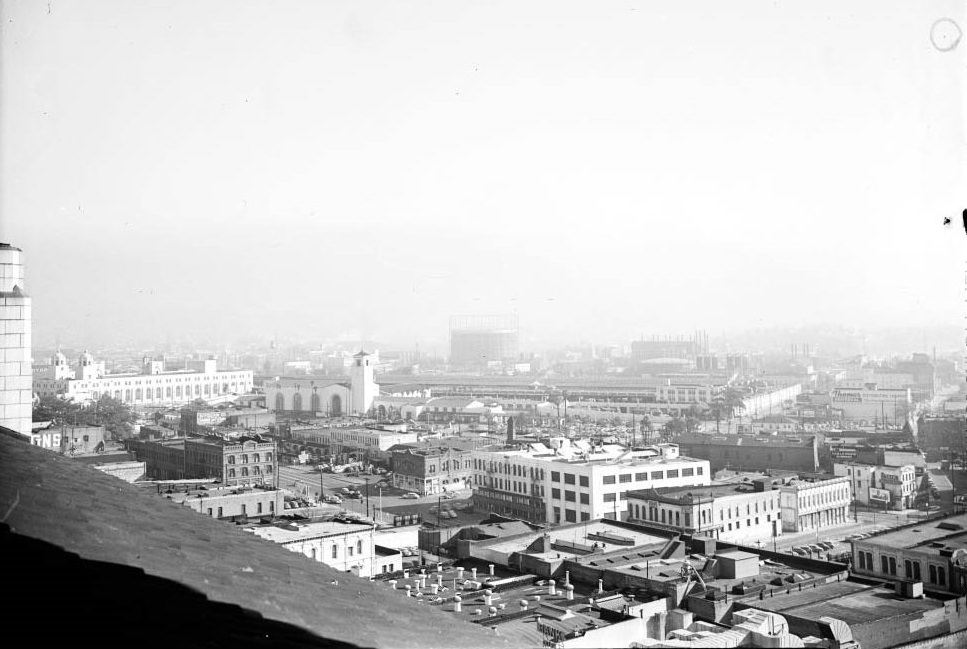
xmin=277 ymin=463 xmax=480 ymax=527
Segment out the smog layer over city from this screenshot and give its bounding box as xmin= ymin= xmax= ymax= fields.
xmin=1 ymin=2 xmax=964 ymax=648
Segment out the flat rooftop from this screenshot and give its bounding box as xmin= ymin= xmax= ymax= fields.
xmin=481 ymin=521 xmax=670 ymax=559
xmin=248 ymin=520 xmax=375 ymax=543
xmin=747 ymin=579 xmax=946 ymax=626
xmin=630 ymin=482 xmax=772 ymax=502
xmin=857 ymin=514 xmax=967 ymax=552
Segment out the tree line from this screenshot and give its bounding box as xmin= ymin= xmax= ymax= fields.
xmin=33 ymin=395 xmax=136 ymax=440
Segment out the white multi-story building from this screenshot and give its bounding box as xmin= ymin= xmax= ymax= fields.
xmin=779 ymin=474 xmax=852 ymax=532
xmin=33 ymin=354 xmax=253 ymax=408
xmin=470 ymin=440 xmax=710 ymax=525
xmin=0 ymin=243 xmax=31 ymax=436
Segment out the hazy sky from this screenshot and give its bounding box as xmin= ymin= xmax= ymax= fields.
xmin=2 ymin=0 xmax=964 ymax=351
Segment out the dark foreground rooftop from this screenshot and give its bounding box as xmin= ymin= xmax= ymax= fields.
xmin=0 ymin=430 xmax=514 ymax=649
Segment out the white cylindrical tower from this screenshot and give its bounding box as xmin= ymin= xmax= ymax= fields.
xmin=0 ymin=243 xmax=31 ymax=436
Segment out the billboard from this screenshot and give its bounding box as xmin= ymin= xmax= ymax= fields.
xmin=869 ymin=487 xmax=891 ymax=504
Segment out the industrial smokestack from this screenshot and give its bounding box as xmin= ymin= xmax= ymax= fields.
xmin=506 ymin=417 xmax=515 ymax=444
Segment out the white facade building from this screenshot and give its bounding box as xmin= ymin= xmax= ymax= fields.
xmin=264 ymin=351 xmax=378 ymax=417
xmin=778 ymin=474 xmax=852 ymax=532
xmin=470 ymin=441 xmax=710 ymax=525
xmin=248 ymin=520 xmax=380 ymax=577
xmin=0 ymin=243 xmax=31 ymax=436
xmin=834 ymin=462 xmax=917 ymax=511
xmin=33 ymin=354 xmax=253 ymax=408
xmin=628 ymin=482 xmax=783 ymax=544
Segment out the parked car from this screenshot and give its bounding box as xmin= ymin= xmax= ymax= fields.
xmin=808 ymin=544 xmax=823 ymax=553
xmin=791 ymin=548 xmax=806 ymax=556
xmin=401 ymin=492 xmax=420 ymax=500
xmin=818 ymin=541 xmax=834 ymax=550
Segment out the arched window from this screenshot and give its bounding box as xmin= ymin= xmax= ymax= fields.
xmin=135 ymin=389 xmax=142 ymax=400
xmin=241 ymin=467 xmax=249 ymax=477
xmin=175 ymin=386 xmax=182 ymax=398
xmin=228 ymin=468 xmax=235 ymax=478
xmin=194 ymin=384 xmax=200 ymax=396
xmin=293 ymin=393 xmax=303 ymax=411
xmin=204 ymin=384 xmax=211 ymax=395
xmin=311 ymin=393 xmax=321 ymax=412
xmin=124 ymin=389 xmax=131 ymax=401
xmin=357 ymin=539 xmax=363 ymax=554
xmin=114 ymin=390 xmax=121 ymax=400
xmin=253 ymin=453 xmax=260 ymax=463
xmin=275 ymin=393 xmax=285 ymax=411
xmin=166 ymin=387 xmax=172 ymax=398
xmin=330 ymin=394 xmax=342 ymax=416
xmin=254 ymin=466 xmax=261 ymax=475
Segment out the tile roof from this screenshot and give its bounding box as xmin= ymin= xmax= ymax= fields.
xmin=0 ymin=432 xmax=517 ymax=649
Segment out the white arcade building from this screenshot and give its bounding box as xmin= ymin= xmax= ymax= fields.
xmin=264 ymin=350 xmax=378 ymax=417
xmin=33 ymin=351 xmax=253 ymax=407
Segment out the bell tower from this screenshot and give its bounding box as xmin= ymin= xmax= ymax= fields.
xmin=350 ymin=350 xmax=377 ymax=416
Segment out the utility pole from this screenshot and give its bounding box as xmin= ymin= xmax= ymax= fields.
xmin=364 ymin=477 xmax=370 ymax=518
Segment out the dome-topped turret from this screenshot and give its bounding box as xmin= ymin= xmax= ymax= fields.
xmin=79 ymin=350 xmax=94 ymax=365
xmin=53 ymin=349 xmax=68 ymax=365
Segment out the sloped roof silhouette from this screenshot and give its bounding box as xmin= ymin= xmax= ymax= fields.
xmin=0 ymin=429 xmax=514 ymax=649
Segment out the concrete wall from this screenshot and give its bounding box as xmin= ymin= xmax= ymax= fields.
xmin=94 ymin=461 xmax=146 ymax=483
xmin=560 ymin=617 xmax=649 ymax=648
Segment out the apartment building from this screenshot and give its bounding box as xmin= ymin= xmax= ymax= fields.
xmin=470 ymin=440 xmax=710 ymax=525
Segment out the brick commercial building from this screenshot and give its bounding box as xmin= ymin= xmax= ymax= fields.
xmin=126 ymin=435 xmax=277 ymax=487
xmin=676 ymin=433 xmax=819 ymax=473
xmin=391 ymin=445 xmax=473 ymax=495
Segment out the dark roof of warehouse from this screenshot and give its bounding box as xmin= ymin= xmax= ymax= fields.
xmin=0 ymin=429 xmax=514 ymax=649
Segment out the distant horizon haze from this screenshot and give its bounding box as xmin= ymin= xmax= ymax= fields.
xmin=3 ymin=1 xmax=963 ymax=353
